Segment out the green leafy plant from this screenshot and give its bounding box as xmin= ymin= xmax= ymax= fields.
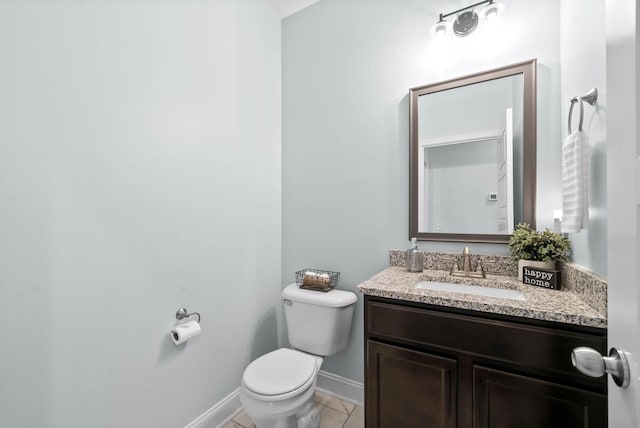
xmin=508 ymin=223 xmax=571 ymax=262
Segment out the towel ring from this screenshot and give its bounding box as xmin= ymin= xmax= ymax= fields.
xmin=568 ymin=88 xmax=598 ymax=134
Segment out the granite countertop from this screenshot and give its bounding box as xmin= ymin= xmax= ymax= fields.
xmin=357 ymin=267 xmax=607 ymax=329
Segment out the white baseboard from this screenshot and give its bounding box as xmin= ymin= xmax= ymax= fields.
xmin=185 ymin=371 xmax=363 ymax=428
xmin=184 ymin=388 xmax=242 ymax=428
xmin=316 ymin=370 xmax=364 ymax=407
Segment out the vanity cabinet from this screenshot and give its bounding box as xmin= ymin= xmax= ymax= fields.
xmin=367 ymin=340 xmax=457 ymax=428
xmin=364 ymin=296 xmax=607 ymax=428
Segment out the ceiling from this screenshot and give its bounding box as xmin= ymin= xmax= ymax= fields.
xmin=265 ymin=0 xmax=322 ymax=18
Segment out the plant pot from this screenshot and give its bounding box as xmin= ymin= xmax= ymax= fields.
xmin=518 ymin=259 xmax=557 ymax=281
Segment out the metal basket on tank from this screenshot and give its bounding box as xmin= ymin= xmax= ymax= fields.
xmin=295 ymin=269 xmax=340 ymax=292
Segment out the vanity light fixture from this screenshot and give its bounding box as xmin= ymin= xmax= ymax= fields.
xmin=432 ymin=0 xmax=506 ymax=38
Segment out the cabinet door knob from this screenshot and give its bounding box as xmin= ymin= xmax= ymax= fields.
xmin=571 ymin=346 xmax=630 ymax=388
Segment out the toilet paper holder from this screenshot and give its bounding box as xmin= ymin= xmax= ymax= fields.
xmin=175 ymin=307 xmax=201 ymax=323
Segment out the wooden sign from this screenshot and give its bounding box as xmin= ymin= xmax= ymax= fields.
xmin=522 ymin=266 xmax=561 ymax=290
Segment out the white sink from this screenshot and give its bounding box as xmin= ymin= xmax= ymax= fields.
xmin=416 ymin=281 xmax=525 ymax=301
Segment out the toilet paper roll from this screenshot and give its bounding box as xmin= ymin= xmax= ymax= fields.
xmin=303 ymin=272 xmax=332 ymax=288
xmin=170 ymin=320 xmax=201 ymax=345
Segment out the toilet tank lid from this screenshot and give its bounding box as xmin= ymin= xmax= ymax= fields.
xmin=282 ymin=284 xmax=357 ymax=308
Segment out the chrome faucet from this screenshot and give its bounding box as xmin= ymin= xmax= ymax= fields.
xmin=450 ymin=246 xmax=486 ymax=278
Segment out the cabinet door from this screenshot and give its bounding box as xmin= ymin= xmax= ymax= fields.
xmin=366 ymin=340 xmax=456 ymax=428
xmin=474 ymin=366 xmax=607 ymax=428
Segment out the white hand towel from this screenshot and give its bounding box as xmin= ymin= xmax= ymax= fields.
xmin=561 ymin=130 xmax=590 ymax=233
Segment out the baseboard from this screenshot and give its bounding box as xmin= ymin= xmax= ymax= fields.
xmin=316 ymin=370 xmax=364 ymax=407
xmin=184 ymin=388 xmax=242 ymax=428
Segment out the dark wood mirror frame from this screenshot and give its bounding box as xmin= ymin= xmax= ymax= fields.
xmin=409 ymin=59 xmax=537 ymax=243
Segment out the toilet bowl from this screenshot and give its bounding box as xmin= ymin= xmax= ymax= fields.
xmin=240 ymin=348 xmax=323 ymax=428
xmin=239 ymin=284 xmax=357 ymax=428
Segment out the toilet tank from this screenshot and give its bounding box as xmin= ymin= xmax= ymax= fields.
xmin=282 ymin=284 xmax=357 ymax=356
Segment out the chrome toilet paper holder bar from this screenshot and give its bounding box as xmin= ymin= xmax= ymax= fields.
xmin=176 ymin=307 xmax=201 ymax=323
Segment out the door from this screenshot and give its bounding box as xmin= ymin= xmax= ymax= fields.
xmin=573 ymin=3 xmax=639 ymax=424
xmin=366 ymin=340 xmax=457 ymax=428
xmin=474 ymin=366 xmax=606 ymax=428
xmin=496 ymin=108 xmax=514 ymax=234
xmin=606 ymin=0 xmax=640 ymax=425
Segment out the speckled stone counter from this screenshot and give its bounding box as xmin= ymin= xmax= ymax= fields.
xmin=357 ymin=266 xmax=607 ymax=329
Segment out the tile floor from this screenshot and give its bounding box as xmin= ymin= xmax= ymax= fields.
xmin=223 ymin=391 xmax=364 ymax=428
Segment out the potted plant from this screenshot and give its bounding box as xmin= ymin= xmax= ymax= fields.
xmin=509 ymin=223 xmax=571 ymax=280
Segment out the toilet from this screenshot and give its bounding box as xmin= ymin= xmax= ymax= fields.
xmin=239 ymin=283 xmax=357 ymax=428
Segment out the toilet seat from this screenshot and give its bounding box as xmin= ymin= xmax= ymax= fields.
xmin=242 ymin=348 xmax=317 ymax=400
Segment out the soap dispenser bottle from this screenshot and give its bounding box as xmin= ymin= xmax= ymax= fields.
xmin=405 ymin=237 xmax=424 ymax=272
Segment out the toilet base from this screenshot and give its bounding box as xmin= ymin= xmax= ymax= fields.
xmin=296 ymin=401 xmax=320 ymax=428
xmin=251 ymin=400 xmax=319 ymax=428
xmin=240 ymin=383 xmax=320 ymax=428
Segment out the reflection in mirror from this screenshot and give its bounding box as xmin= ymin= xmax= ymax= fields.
xmin=418 ymin=75 xmax=523 ymax=235
xmin=409 ymin=59 xmax=536 ymax=243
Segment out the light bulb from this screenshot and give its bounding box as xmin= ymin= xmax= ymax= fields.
xmin=480 ymin=1 xmax=505 ymax=21
xmin=431 ymin=20 xmax=450 ymax=38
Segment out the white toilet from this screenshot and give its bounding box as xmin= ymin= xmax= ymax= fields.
xmin=239 ymin=283 xmax=357 ymax=428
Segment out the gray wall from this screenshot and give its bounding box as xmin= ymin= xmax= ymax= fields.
xmin=283 ymin=0 xmax=566 ymax=383
xmin=560 ymin=0 xmax=607 ymax=275
xmin=0 ymin=1 xmax=281 ymax=427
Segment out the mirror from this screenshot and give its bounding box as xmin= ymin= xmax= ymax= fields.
xmin=409 ymin=59 xmax=537 ymax=243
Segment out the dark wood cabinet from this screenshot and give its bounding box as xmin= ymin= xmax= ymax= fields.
xmin=367 ymin=340 xmax=457 ymax=428
xmin=473 ymin=366 xmax=607 ymax=428
xmin=364 ymin=296 xmax=607 ymax=428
